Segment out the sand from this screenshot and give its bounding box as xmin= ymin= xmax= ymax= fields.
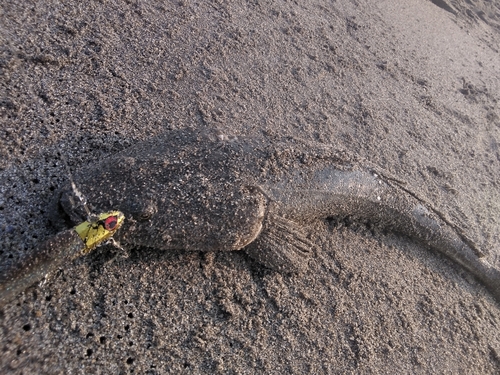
xmin=1 ymin=0 xmax=500 ymax=373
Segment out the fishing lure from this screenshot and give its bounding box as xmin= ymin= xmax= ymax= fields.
xmin=0 ymin=211 xmax=124 ymax=308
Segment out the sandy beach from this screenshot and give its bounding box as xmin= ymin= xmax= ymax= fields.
xmin=1 ymin=0 xmax=500 ymax=373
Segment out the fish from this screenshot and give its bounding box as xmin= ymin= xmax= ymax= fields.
xmin=53 ymin=128 xmax=500 ymax=303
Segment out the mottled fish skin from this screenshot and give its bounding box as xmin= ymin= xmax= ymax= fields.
xmin=59 ymin=130 xmax=269 ymax=255
xmin=57 ymin=129 xmax=500 ymax=302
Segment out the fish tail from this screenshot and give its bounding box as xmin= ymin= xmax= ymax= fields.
xmin=478 ymin=260 xmax=500 ymax=304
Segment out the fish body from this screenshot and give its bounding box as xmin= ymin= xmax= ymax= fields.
xmin=57 ymin=129 xmax=500 ymax=301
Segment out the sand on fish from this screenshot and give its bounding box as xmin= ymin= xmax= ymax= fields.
xmin=1 ymin=0 xmax=500 ymax=373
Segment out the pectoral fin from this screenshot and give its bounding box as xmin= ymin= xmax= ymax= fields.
xmin=245 ymin=213 xmax=314 ymax=273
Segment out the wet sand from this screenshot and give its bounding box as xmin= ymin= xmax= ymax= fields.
xmin=1 ymin=0 xmax=500 ymax=373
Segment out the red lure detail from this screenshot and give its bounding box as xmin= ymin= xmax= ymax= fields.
xmin=104 ymin=216 xmax=118 ymax=231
